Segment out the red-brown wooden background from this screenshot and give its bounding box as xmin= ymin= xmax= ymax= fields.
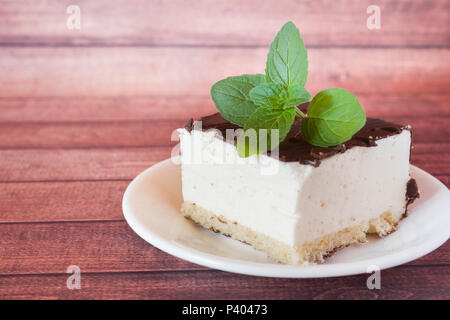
xmin=0 ymin=0 xmax=448 ymax=299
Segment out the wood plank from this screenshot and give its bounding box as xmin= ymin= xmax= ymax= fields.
xmin=1 ymin=0 xmax=448 ymax=47
xmin=0 ymin=221 xmax=206 ymax=275
xmin=0 ymin=221 xmax=447 ymax=276
xmin=0 ymin=97 xmax=216 ymax=123
xmin=1 ymin=175 xmax=448 ymax=223
xmin=0 ymin=145 xmax=447 ymax=182
xmin=0 ymin=118 xmax=448 ymax=149
xmin=0 ymin=47 xmax=448 ymax=98
xmin=0 ymin=267 xmax=448 ymax=299
xmin=413 ymin=144 xmax=450 ymax=155
xmin=410 ymin=156 xmax=450 ymax=177
xmin=0 ymin=147 xmax=168 ymax=182
xmin=0 ymin=95 xmax=448 ymax=123
xmin=0 ymin=181 xmax=129 ymax=223
xmin=0 ymin=121 xmax=182 ymax=148
xmin=408 ymin=116 xmax=450 ymax=144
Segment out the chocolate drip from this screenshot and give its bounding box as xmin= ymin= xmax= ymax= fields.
xmin=184 ymin=102 xmax=408 ymax=167
xmin=404 ymin=178 xmax=420 ymax=216
xmin=406 ymin=178 xmax=419 ymax=200
xmin=184 ymin=118 xmax=194 ymax=131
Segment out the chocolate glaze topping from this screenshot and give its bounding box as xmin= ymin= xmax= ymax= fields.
xmin=185 ymin=102 xmax=408 ymax=167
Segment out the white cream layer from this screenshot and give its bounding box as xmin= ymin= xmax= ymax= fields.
xmin=179 ymin=127 xmax=411 ymax=246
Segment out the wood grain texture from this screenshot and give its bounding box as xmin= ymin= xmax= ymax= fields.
xmin=0 ymin=221 xmax=206 ymax=276
xmin=0 ymin=119 xmax=448 ymax=149
xmin=1 ymin=0 xmax=448 ymax=47
xmin=0 ymin=267 xmax=449 ymax=300
xmin=0 ymin=147 xmax=168 ymax=182
xmin=0 ymin=47 xmax=448 ymax=98
xmin=0 ymin=94 xmax=448 ymax=149
xmin=0 ymin=181 xmax=129 ymax=222
xmin=0 ymin=121 xmax=182 ymax=148
xmin=1 ymin=0 xmax=448 ymax=300
xmin=0 ymin=221 xmax=448 ymax=277
xmin=0 ymin=95 xmax=448 ymax=122
xmin=0 ymin=176 xmax=449 ymax=224
xmin=0 ymin=145 xmax=448 ymax=183
xmin=0 ymin=96 xmax=217 ymax=122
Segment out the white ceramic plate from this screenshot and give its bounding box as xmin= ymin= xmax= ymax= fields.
xmin=122 ymin=158 xmax=450 ymax=278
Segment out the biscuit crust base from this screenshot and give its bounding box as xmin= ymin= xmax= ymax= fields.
xmin=181 ymin=201 xmax=400 ymax=264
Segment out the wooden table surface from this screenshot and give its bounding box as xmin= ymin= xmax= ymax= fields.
xmin=0 ymin=0 xmax=449 ymax=299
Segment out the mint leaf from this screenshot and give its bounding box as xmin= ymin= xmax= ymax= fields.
xmin=265 ymin=21 xmax=308 ymax=88
xmin=301 ymin=88 xmax=366 ymax=147
xmin=245 ymin=107 xmax=295 ymax=143
xmin=210 ymin=74 xmax=265 ymax=127
xmin=249 ymin=83 xmax=285 ymax=109
xmin=283 ymin=85 xmax=311 ymax=108
xmin=237 ymin=107 xmax=296 ymax=157
xmin=249 ymin=83 xmax=310 ymax=109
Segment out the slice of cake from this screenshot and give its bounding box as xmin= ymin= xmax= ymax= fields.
xmin=176 ymin=21 xmax=419 ymax=264
xmin=178 ymin=108 xmax=419 ymax=264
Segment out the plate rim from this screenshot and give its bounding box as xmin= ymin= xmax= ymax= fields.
xmin=123 ymin=159 xmax=450 ymax=278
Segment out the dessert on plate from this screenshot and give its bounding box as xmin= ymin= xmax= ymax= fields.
xmin=178 ymin=22 xmax=419 ymax=264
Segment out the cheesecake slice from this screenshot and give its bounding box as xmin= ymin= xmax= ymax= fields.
xmin=178 ymin=106 xmax=419 ymax=264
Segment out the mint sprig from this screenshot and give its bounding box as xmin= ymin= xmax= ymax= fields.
xmin=210 ymin=21 xmax=367 ymax=157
